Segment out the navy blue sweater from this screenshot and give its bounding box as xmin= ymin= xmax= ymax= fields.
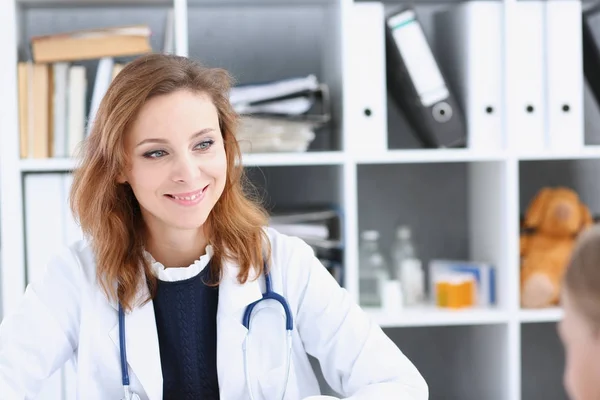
xmin=152 ymin=265 xmax=220 ymax=399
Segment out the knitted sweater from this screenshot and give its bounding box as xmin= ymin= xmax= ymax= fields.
xmin=152 ymin=264 xmax=220 ymax=399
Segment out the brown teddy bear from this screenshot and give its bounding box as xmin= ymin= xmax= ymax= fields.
xmin=520 ymin=187 xmax=593 ymax=308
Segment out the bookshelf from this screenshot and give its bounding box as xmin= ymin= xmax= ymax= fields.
xmin=0 ymin=0 xmax=595 ymax=399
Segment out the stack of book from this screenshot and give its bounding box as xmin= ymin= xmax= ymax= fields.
xmin=17 ymin=24 xmax=153 ymax=160
xmin=230 ymin=75 xmax=331 ymax=153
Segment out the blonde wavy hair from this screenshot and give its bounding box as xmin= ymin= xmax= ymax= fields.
xmin=70 ymin=53 xmax=270 ymax=311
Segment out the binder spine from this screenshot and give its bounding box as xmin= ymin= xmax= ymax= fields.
xmin=385 ymin=8 xmax=466 ymax=148
xmin=507 ymin=1 xmax=546 ymax=152
xmin=583 ymin=3 xmax=600 ymax=108
xmin=434 ymin=2 xmax=505 ymax=151
xmin=346 ymin=2 xmax=388 ymax=154
xmin=545 ymin=0 xmax=584 ymax=150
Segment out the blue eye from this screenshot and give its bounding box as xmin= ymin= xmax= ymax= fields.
xmin=143 ymin=149 xmax=167 ymax=158
xmin=195 ymin=140 xmax=215 ymax=151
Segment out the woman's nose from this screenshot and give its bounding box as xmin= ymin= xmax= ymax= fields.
xmin=170 ymin=154 xmax=201 ymax=183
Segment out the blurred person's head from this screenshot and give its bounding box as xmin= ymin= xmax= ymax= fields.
xmin=70 ymin=53 xmax=270 ymax=312
xmin=559 ymin=224 xmax=600 ymax=400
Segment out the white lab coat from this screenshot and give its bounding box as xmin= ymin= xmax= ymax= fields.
xmin=0 ymin=227 xmax=428 ymax=399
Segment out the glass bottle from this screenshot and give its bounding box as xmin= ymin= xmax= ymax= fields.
xmin=359 ymin=230 xmax=389 ymax=307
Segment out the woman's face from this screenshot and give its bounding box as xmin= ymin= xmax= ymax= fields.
xmin=121 ymin=89 xmax=227 ymax=233
xmin=558 ymin=289 xmax=600 ymax=400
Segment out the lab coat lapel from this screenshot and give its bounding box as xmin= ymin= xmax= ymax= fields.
xmin=216 ymin=257 xmax=263 ymax=398
xmin=108 ymin=279 xmax=163 ymax=400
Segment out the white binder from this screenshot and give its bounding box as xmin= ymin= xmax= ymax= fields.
xmin=345 ymin=2 xmax=387 ymax=154
xmin=544 ymin=0 xmax=584 ymax=150
xmin=24 ymin=173 xmax=66 ymax=400
xmin=508 ymin=1 xmax=546 ymax=152
xmin=434 ymin=1 xmax=505 ymax=151
xmin=24 ymin=173 xmax=84 ymax=400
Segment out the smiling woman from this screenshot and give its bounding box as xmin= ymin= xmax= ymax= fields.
xmin=70 ymin=55 xmax=270 ymax=313
xmin=0 ymin=53 xmax=428 ymax=400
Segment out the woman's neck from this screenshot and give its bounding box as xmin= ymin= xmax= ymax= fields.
xmin=145 ymin=227 xmax=208 ymax=269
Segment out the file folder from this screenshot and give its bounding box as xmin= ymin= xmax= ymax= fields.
xmin=434 ymin=2 xmax=505 ymax=151
xmin=545 ymin=0 xmax=584 ymax=150
xmin=346 ymin=2 xmax=388 ymax=154
xmin=583 ymin=3 xmax=600 ymax=111
xmin=24 ymin=173 xmax=68 ymax=399
xmin=385 ymin=7 xmax=466 ymax=148
xmin=508 ymin=1 xmax=546 ymax=151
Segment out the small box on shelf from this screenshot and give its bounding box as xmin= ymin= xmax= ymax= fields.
xmin=430 ymin=259 xmax=496 ymax=310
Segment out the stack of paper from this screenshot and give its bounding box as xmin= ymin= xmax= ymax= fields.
xmin=268 ymin=204 xmax=344 ymax=285
xmin=230 ymin=75 xmax=330 ymax=153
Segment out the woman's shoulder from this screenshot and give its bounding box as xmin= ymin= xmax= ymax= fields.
xmin=21 ymin=238 xmax=99 ymax=310
xmin=46 ymin=237 xmax=98 ymax=285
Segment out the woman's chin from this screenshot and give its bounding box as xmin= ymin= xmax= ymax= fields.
xmin=168 ymin=217 xmax=208 ymax=231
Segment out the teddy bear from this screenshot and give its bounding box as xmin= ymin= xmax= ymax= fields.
xmin=520 ymin=187 xmax=593 ymax=308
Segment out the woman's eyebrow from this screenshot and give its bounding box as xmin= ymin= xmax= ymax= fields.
xmin=135 ymin=128 xmax=215 ymax=147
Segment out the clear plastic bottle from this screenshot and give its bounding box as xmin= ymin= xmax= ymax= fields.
xmin=359 ymin=230 xmax=389 ymax=307
xmin=390 ymin=225 xmax=424 ymax=306
xmin=390 ymin=225 xmax=416 ymax=275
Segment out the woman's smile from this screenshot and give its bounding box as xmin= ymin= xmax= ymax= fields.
xmin=165 ymin=185 xmax=209 ymax=207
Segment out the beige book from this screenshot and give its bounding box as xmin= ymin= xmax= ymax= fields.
xmin=32 ymin=63 xmax=50 ymax=159
xmin=31 ymin=25 xmax=152 ymax=63
xmin=17 ymin=62 xmax=29 ymax=158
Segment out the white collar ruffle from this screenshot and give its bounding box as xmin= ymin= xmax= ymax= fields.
xmin=145 ymin=245 xmax=214 ymax=282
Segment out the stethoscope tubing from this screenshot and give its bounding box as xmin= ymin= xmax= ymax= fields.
xmin=118 ymin=262 xmax=293 ymax=400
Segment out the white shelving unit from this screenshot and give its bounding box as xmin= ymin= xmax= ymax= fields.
xmin=0 ymin=0 xmax=592 ymax=399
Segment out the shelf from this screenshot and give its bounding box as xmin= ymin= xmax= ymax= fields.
xmin=519 ymin=307 xmax=563 ymax=323
xmin=365 ymin=305 xmax=509 ymax=328
xmin=29 ymin=147 xmax=600 ymax=170
xmin=518 ymin=146 xmax=600 ymax=161
xmin=241 ymin=151 xmax=345 ymax=167
xmin=17 ymin=0 xmax=172 ymax=7
xmin=19 ymin=151 xmax=344 ymax=172
xmin=355 ymin=149 xmax=508 ymax=165
xmin=187 ymin=0 xmax=334 ymax=5
xmin=20 ymin=158 xmax=77 ymax=173
xmin=354 ymin=146 xmax=600 ymax=164
xmin=17 ymin=0 xmax=335 ymax=7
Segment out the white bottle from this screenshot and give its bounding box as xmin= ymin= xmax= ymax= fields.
xmin=400 ymin=258 xmax=425 ymax=305
xmin=390 ymin=225 xmax=424 ymax=306
xmin=382 ymin=279 xmax=404 ymax=312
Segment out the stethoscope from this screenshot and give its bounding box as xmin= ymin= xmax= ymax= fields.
xmin=118 ymin=262 xmax=293 ymax=400
xmin=242 ymin=264 xmax=293 ymax=400
xmin=118 ymin=302 xmax=141 ymax=400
